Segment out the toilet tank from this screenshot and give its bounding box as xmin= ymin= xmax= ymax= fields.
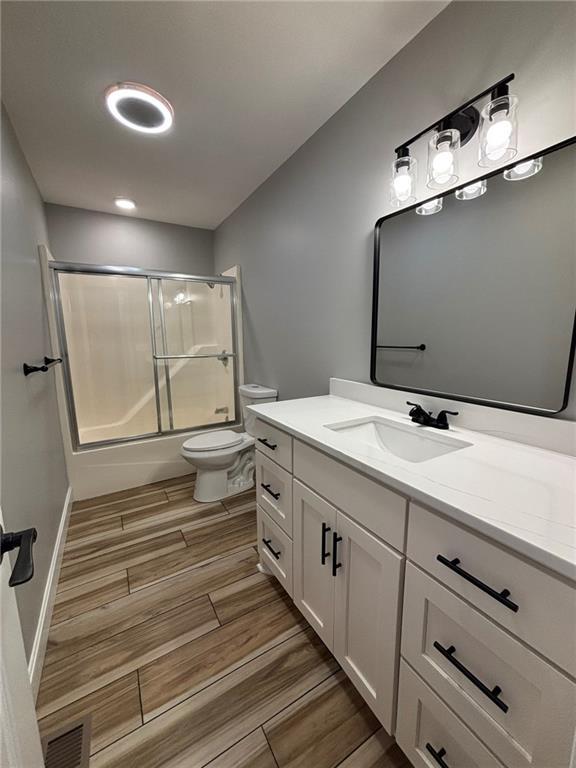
xmin=238 ymin=384 xmax=278 ymax=435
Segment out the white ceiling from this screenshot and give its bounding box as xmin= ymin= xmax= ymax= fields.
xmin=2 ymin=1 xmax=447 ymax=229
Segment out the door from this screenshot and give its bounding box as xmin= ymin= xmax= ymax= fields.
xmin=0 ymin=505 xmax=44 ymax=767
xmin=333 ymin=510 xmax=403 ymax=733
xmin=155 ymin=278 xmax=237 ymax=431
xmin=293 ymin=480 xmax=336 ymax=650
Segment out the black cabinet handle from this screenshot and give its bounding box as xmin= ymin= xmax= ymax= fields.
xmin=0 ymin=525 xmax=38 ymax=587
xmin=257 ymin=437 xmax=277 ymax=450
xmin=433 ymin=641 xmax=508 ymax=713
xmin=262 ymin=538 xmax=281 ymax=560
xmin=437 ymin=555 xmax=519 ymax=613
xmin=260 ymin=483 xmax=280 ymax=501
xmin=321 ymin=522 xmax=331 ymax=565
xmin=425 ymin=744 xmax=450 ymax=768
xmin=332 ymin=532 xmax=342 ymax=577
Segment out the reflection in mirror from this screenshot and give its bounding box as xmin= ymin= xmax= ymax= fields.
xmin=372 ymin=140 xmax=575 ymax=413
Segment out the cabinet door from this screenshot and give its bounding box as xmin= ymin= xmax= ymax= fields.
xmin=293 ymin=480 xmax=337 ymax=650
xmin=334 ymin=510 xmax=403 ymax=734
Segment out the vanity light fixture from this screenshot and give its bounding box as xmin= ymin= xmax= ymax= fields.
xmin=503 ymin=156 xmax=543 ymax=181
xmin=390 ymin=148 xmax=417 ymax=207
xmin=389 ymin=75 xmax=516 ymax=206
xmin=478 ymin=82 xmax=518 ymax=167
xmin=105 ymin=82 xmax=174 ymax=134
xmin=455 ymin=179 xmax=487 ymax=200
xmin=114 ymin=197 xmax=136 ymax=210
xmin=427 ymin=128 xmax=460 ymax=189
xmin=416 ymin=197 xmax=443 ymax=216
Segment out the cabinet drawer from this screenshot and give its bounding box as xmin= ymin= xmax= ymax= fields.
xmin=254 ymin=419 xmax=292 ymax=471
xmin=402 ymin=563 xmax=576 ymax=768
xmin=256 ymin=453 xmax=293 ymax=536
xmin=407 ymin=503 xmax=576 ymax=676
xmin=396 ymin=661 xmax=505 ymax=768
xmin=293 ymin=440 xmax=406 ymax=550
xmin=257 ymin=506 xmax=293 ymax=597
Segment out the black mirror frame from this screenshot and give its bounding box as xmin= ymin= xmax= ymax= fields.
xmin=370 ymin=136 xmax=576 ymax=416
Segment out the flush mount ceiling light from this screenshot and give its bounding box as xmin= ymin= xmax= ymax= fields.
xmin=427 ymin=128 xmax=460 ymax=189
xmin=416 ymin=197 xmax=443 ymax=216
xmin=390 ymin=149 xmax=417 ymax=208
xmin=105 ymin=82 xmax=174 ymax=134
xmin=115 ymin=197 xmax=136 ymax=210
xmin=503 ymin=156 xmax=543 ymax=181
xmin=455 ymin=179 xmax=487 ymax=200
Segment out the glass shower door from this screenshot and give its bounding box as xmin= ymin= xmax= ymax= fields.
xmin=154 ymin=279 xmax=237 ymax=431
xmin=58 ymin=273 xmax=159 ymax=445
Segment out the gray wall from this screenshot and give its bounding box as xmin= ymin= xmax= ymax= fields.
xmin=214 ymin=1 xmax=576 ymax=418
xmin=46 ymin=204 xmax=214 ymax=275
xmin=1 ymin=107 xmax=69 ymax=658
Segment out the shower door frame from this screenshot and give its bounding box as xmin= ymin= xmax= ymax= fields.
xmin=50 ymin=261 xmax=241 ymax=451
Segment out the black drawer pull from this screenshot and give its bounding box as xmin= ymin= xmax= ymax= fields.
xmin=260 ymin=483 xmax=280 ymax=500
xmin=262 ymin=538 xmax=281 ymax=560
xmin=257 ymin=437 xmax=277 ymax=450
xmin=321 ymin=522 xmax=331 ymax=565
xmin=332 ymin=532 xmax=342 ymax=577
xmin=425 ymin=744 xmax=450 ymax=768
xmin=433 ymin=641 xmax=508 ymax=713
xmin=436 ymin=555 xmax=519 ymax=613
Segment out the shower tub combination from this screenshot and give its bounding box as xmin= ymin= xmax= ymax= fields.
xmin=50 ymin=262 xmax=241 ymax=450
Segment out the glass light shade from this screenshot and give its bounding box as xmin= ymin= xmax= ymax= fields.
xmin=455 ymin=179 xmax=487 ymax=200
xmin=390 ymin=156 xmax=417 ymax=207
xmin=479 ymin=94 xmax=518 ymax=167
xmin=503 ymin=156 xmax=543 ymax=181
xmin=416 ymin=197 xmax=443 ymax=216
xmin=427 ymin=129 xmax=460 ymax=189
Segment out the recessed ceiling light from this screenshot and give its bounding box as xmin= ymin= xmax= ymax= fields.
xmin=105 ymin=82 xmax=173 ymax=134
xmin=115 ymin=197 xmax=136 ymax=210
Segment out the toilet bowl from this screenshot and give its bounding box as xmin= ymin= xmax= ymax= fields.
xmin=181 ymin=384 xmax=278 ymax=502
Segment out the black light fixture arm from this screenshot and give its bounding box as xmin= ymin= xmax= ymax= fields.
xmin=395 ymin=73 xmax=515 ymax=156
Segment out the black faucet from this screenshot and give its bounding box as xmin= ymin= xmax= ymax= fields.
xmin=407 ymin=402 xmax=459 ymax=430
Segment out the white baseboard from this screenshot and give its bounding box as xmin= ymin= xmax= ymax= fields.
xmin=28 ymin=485 xmax=73 ymax=698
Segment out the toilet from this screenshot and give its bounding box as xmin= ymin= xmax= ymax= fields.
xmin=181 ymin=384 xmax=278 ymax=502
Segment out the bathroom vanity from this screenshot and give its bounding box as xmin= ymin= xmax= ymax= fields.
xmin=251 ymin=380 xmax=576 ymax=768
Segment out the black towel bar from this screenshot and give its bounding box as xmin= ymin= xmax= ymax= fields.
xmin=377 ymin=344 xmax=426 ymax=351
xmin=23 ymin=356 xmax=63 ymax=376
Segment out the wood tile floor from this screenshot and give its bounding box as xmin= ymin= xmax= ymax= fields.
xmin=37 ymin=474 xmax=410 ymax=768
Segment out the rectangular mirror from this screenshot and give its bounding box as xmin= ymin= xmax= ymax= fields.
xmin=371 ymin=139 xmax=575 ymax=414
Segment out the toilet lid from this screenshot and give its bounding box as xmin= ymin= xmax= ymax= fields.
xmin=182 ymin=430 xmax=243 ymax=452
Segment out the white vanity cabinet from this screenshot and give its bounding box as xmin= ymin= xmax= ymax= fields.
xmin=257 ymin=436 xmax=406 ymax=734
xmin=254 ymin=418 xmax=576 ymax=768
xmin=292 ymin=480 xmax=403 ymax=730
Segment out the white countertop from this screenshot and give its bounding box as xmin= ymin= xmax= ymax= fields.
xmin=249 ymin=395 xmax=576 ymax=581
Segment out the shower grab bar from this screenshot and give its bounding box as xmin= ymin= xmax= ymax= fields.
xmin=23 ymin=357 xmax=63 ymax=376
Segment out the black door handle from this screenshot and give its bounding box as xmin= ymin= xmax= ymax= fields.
xmin=433 ymin=641 xmax=508 ymax=713
xmin=0 ymin=525 xmax=37 ymax=586
xmin=257 ymin=437 xmax=277 ymax=450
xmin=260 ymin=483 xmax=280 ymax=500
xmin=332 ymin=532 xmax=342 ymax=577
xmin=425 ymin=744 xmax=450 ymax=768
xmin=436 ymin=555 xmax=519 ymax=613
xmin=321 ymin=522 xmax=331 ymax=565
xmin=262 ymin=538 xmax=281 ymax=560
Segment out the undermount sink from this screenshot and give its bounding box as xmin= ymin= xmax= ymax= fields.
xmin=325 ymin=415 xmax=472 ymax=463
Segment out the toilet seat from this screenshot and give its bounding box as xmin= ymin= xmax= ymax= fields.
xmin=182 ymin=429 xmax=243 ymax=453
